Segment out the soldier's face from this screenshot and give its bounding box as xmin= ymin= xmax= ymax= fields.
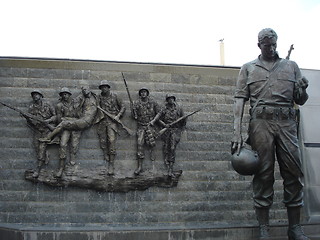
xmin=82 ymin=87 xmax=90 ymax=97
xmin=140 ymin=90 xmax=148 ymax=98
xmin=258 ymin=37 xmax=277 ymax=60
xmin=100 ymin=85 xmax=110 ymax=94
xmin=167 ymin=97 xmax=175 ymax=105
xmin=32 ymin=93 xmax=42 ymax=101
xmin=61 ymin=92 xmax=71 ymax=101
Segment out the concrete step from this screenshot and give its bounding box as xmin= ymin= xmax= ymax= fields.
xmin=1 ymin=223 xmax=320 ymax=240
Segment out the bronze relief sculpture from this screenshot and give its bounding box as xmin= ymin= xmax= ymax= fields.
xmin=0 ymin=76 xmax=202 ymax=192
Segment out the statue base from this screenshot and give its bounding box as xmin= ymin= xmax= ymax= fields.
xmin=25 ymin=165 xmax=182 ymax=192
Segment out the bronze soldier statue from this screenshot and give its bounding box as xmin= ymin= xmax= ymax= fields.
xmin=231 ymin=28 xmax=309 ymax=239
xmin=95 ymin=80 xmax=126 ymax=175
xmin=152 ymin=94 xmax=186 ymax=177
xmin=132 ymin=87 xmax=160 ymax=175
xmin=55 ymin=87 xmax=82 ymax=177
xmin=27 ymin=90 xmax=56 ymax=178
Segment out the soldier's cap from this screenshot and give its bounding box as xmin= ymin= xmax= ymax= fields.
xmin=59 ymin=87 xmax=72 ymax=96
xmin=99 ymin=80 xmax=111 ymax=89
xmin=31 ymin=89 xmax=44 ymax=98
xmin=139 ymin=87 xmax=149 ymax=96
xmin=258 ymin=28 xmax=278 ymax=43
xmin=166 ymin=94 xmax=176 ymax=101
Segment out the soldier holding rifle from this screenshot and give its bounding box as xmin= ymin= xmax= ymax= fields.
xmin=131 ymin=87 xmax=160 ymax=175
xmin=28 ymin=90 xmax=56 ymax=178
xmin=94 ymin=80 xmax=126 ymax=175
xmin=151 ymin=94 xmax=186 ymax=177
xmin=0 ymin=91 xmax=56 ymax=178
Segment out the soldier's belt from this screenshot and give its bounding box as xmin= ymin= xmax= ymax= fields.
xmin=251 ymin=106 xmax=296 ymax=121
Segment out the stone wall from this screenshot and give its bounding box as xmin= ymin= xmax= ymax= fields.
xmin=0 ymin=58 xmax=287 ymax=229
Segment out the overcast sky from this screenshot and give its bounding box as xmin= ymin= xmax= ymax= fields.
xmin=1 ymin=0 xmax=320 ymax=70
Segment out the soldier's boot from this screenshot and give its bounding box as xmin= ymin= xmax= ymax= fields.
xmin=69 ymin=153 xmax=76 ymax=166
xmin=150 ymin=149 xmax=155 ymax=161
xmin=45 ymin=151 xmax=50 ymax=165
xmin=168 ymin=162 xmax=174 ymax=177
xmin=33 ymin=161 xmax=44 ymax=178
xmin=55 ymin=158 xmax=65 ymax=178
xmin=107 ymin=155 xmax=115 ymax=176
xmin=287 ymin=207 xmax=310 ymax=240
xmin=134 ymin=158 xmax=143 ymax=175
xmin=255 ymin=208 xmax=271 ymax=239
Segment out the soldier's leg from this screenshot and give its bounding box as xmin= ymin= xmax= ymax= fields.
xmin=54 ymin=131 xmax=70 ymax=178
xmin=33 ymin=134 xmax=46 ymax=178
xmin=135 ymin=129 xmax=145 ymax=175
xmin=106 ymin=127 xmax=117 ymax=176
xmin=70 ymin=130 xmax=82 ymax=166
xmin=276 ymin=121 xmax=309 ymax=240
xmin=97 ymin=122 xmax=109 ymax=162
xmin=250 ymin=120 xmax=276 ymax=239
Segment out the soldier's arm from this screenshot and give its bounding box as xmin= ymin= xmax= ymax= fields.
xmin=293 ymin=62 xmax=309 ymax=105
xmin=116 ymin=95 xmax=126 ymax=120
xmin=131 ymin=101 xmax=138 ymax=120
xmin=231 ymin=98 xmax=245 ymax=155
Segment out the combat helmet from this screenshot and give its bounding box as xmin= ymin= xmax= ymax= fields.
xmin=231 ymin=146 xmax=260 ymax=176
xmin=59 ymin=87 xmax=72 ymax=96
xmin=165 ymin=94 xmax=176 ymax=101
xmin=31 ymin=89 xmax=44 ymax=98
xmin=99 ymin=80 xmax=111 ymax=89
xmin=139 ymin=87 xmax=149 ymax=96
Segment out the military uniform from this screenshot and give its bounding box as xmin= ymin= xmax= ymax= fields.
xmin=55 ymin=88 xmax=81 ymax=166
xmin=132 ymin=97 xmax=159 ymax=158
xmin=96 ymin=90 xmax=125 ymax=173
xmin=157 ymin=99 xmax=185 ymax=176
xmin=28 ymin=90 xmax=56 ymax=177
xmin=235 ymin=55 xmax=308 ymax=209
xmin=132 ymin=88 xmax=160 ymax=174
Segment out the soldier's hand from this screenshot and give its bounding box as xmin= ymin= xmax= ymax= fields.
xmin=297 ymin=77 xmax=309 ymax=90
xmin=231 ymin=133 xmax=243 ymax=156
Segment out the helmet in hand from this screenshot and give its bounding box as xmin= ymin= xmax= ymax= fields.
xmin=231 ymin=147 xmax=260 ymax=176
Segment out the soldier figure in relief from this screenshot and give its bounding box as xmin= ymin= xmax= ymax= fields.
xmin=94 ymin=80 xmax=125 ymax=175
xmin=132 ymin=87 xmax=160 ymax=175
xmin=55 ymin=87 xmax=82 ymax=177
xmin=39 ymin=85 xmax=98 ymax=177
xmin=152 ymin=94 xmax=186 ymax=177
xmin=27 ymin=90 xmax=56 ymax=178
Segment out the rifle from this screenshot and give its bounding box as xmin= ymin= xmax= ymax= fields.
xmin=122 ymin=73 xmax=134 ymax=113
xmin=97 ymin=106 xmax=134 ymax=136
xmin=286 ymin=44 xmax=294 ymax=60
xmin=158 ymin=109 xmax=201 ymax=136
xmin=285 ymin=44 xmax=301 ymax=137
xmin=0 ymin=101 xmax=55 ymax=131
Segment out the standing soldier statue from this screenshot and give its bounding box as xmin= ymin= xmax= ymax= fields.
xmin=152 ymin=94 xmax=186 ymax=177
xmin=94 ymin=80 xmax=126 ymax=175
xmin=27 ymin=90 xmax=56 ymax=178
xmin=55 ymin=87 xmax=82 ymax=177
xmin=132 ymin=87 xmax=160 ymax=175
xmin=231 ymin=28 xmax=309 ymax=240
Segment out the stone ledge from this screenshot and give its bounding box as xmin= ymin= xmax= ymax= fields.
xmin=1 ymin=223 xmax=320 ymax=240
